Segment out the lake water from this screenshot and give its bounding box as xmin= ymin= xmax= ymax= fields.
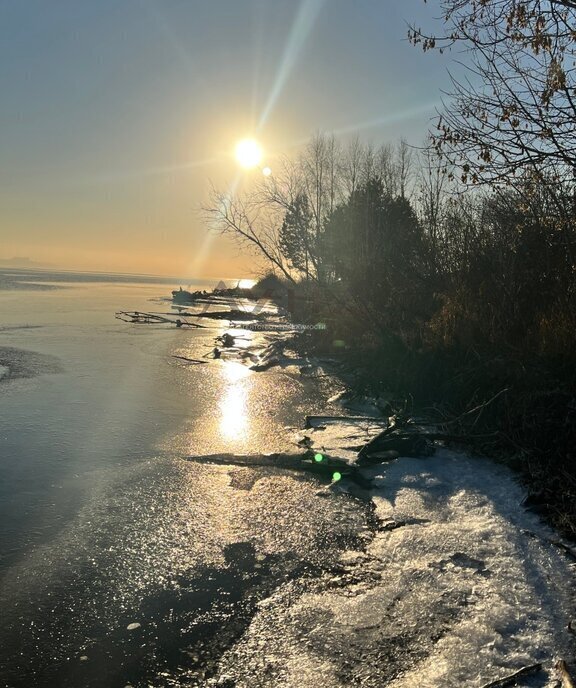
xmin=0 ymin=269 xmax=366 ymax=687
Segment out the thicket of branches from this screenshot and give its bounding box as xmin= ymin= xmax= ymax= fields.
xmin=409 ymin=0 xmax=576 ymax=185
xmin=205 ymin=132 xmax=576 ymax=359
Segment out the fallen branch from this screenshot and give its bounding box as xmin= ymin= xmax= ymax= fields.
xmin=115 ymin=311 xmax=171 ymax=324
xmin=172 ymin=355 xmax=207 ymax=365
xmin=115 ymin=311 xmax=205 ymax=327
xmin=305 ymin=415 xmax=387 ymax=429
xmin=193 ymin=309 xmax=261 ymax=321
xmin=479 ymin=662 xmax=542 ymax=688
xmin=438 ymin=388 xmax=510 ymax=429
xmin=187 ymin=451 xmax=352 ymax=474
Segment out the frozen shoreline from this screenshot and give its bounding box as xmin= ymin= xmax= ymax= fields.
xmin=203 ymin=410 xmax=576 ymax=687
xmin=191 ymin=320 xmax=576 ymax=686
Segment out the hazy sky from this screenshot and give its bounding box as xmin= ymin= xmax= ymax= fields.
xmin=1 ymin=0 xmax=451 ymax=278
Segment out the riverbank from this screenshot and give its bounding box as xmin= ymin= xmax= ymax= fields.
xmin=247 ymin=270 xmax=576 ymax=540
xmin=280 ymin=318 xmax=576 ymax=543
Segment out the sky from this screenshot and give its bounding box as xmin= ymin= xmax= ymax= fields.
xmin=0 ymin=0 xmax=452 ymax=279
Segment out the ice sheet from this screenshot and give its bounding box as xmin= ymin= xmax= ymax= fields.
xmin=211 ymin=444 xmax=576 ymax=687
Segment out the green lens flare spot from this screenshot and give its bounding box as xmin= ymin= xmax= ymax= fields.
xmin=314 ymin=453 xmax=324 ymax=463
xmin=332 ymin=472 xmax=342 ymax=482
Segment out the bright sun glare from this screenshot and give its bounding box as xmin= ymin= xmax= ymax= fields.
xmin=235 ymin=138 xmax=262 ymax=169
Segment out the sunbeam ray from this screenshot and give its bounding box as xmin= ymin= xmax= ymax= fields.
xmin=257 ymin=0 xmax=326 ymax=130
xmin=281 ymin=100 xmax=442 ymax=151
xmin=331 ymin=100 xmax=442 ymax=137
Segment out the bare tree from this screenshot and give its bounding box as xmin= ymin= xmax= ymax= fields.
xmin=375 ymin=143 xmax=398 ymax=196
xmin=409 ymin=0 xmax=576 ymax=187
xmin=417 ymin=146 xmax=449 ymax=250
xmin=397 ymin=138 xmax=414 ymax=199
xmin=299 ymin=133 xmax=342 ymax=238
xmin=203 ymin=185 xmax=297 ymax=284
xmin=340 ymin=136 xmax=365 ymax=197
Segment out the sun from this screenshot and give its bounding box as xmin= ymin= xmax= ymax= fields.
xmin=235 ymin=138 xmax=262 ymax=169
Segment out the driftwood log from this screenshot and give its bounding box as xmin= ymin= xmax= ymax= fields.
xmin=187 ymin=412 xmax=435 ymax=492
xmin=186 ymin=450 xmax=375 ymax=487
xmin=172 ymin=355 xmax=207 ymax=365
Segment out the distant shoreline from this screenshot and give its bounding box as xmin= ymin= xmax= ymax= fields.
xmin=0 ymin=266 xmax=253 ymax=289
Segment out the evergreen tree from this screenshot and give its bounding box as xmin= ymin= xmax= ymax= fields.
xmin=279 ymin=192 xmax=313 ymax=278
xmin=323 ymin=177 xmax=433 ymax=339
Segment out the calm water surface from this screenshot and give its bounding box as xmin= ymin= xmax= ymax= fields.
xmin=0 ymin=270 xmax=366 ymax=687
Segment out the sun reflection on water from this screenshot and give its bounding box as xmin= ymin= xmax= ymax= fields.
xmin=219 ymin=361 xmax=251 ymax=441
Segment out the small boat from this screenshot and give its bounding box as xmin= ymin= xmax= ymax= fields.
xmin=172 ymin=287 xmax=200 ymax=304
